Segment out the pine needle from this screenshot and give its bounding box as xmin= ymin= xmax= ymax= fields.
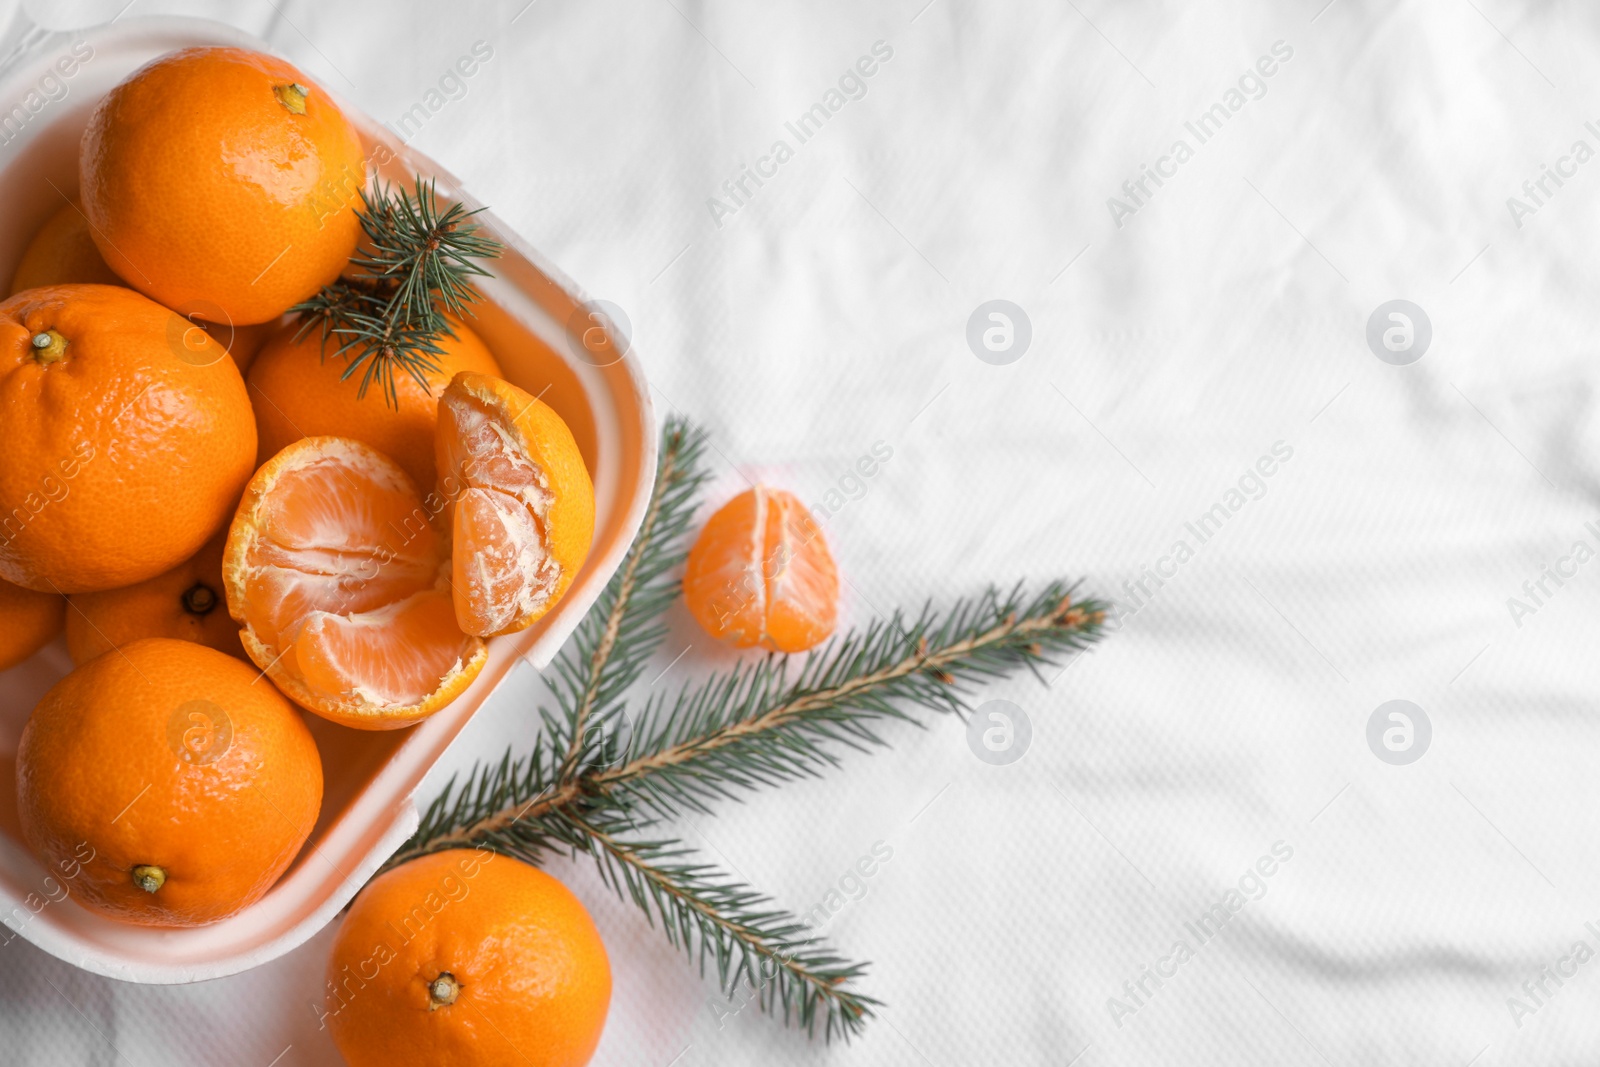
xmin=290 ymin=176 xmax=501 ymax=409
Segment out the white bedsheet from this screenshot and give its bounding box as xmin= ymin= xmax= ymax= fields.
xmin=3 ymin=0 xmax=1598 ymax=1063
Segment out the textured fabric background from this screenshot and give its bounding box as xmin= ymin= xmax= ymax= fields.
xmin=2 ymin=0 xmax=1598 ymax=1063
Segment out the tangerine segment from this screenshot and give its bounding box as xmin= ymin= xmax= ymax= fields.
xmin=224 ymin=436 xmax=485 ymax=729
xmin=295 ymin=590 xmax=479 ymax=710
xmin=683 ymin=486 xmax=839 ymax=653
xmin=436 ymin=372 xmax=595 ymax=638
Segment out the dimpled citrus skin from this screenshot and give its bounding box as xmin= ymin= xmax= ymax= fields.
xmin=9 ymin=200 xmax=276 ymax=374
xmin=65 ymin=531 xmax=244 ymax=664
xmin=15 ymin=638 xmax=323 ymax=926
xmin=0 ymin=285 xmax=257 ymax=593
xmin=0 ymin=578 xmax=64 ymax=670
xmin=249 ymin=317 xmax=502 ymax=490
xmin=80 ymin=46 xmax=366 ymax=325
xmin=327 ymin=850 xmax=611 ymax=1067
xmin=8 ymin=200 xmax=123 ymax=293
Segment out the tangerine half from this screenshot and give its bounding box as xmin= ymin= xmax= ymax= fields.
xmin=223 ymin=436 xmax=486 ymax=729
xmin=683 ymin=486 xmax=838 ymax=653
xmin=436 ymin=372 xmax=595 ymax=637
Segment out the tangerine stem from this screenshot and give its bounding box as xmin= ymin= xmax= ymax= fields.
xmin=427 ymin=973 xmax=460 ymax=1009
xmin=131 ymin=865 xmax=165 ymax=893
xmin=30 ymin=330 xmax=67 ymax=365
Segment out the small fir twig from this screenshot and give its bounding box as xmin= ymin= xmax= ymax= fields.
xmin=291 ymin=176 xmax=501 ymax=408
xmin=381 ymin=416 xmax=1107 ymax=1041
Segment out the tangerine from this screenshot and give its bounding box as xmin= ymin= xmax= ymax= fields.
xmin=223 ymin=436 xmax=486 ymax=729
xmin=15 ymin=638 xmax=323 ymax=926
xmin=326 ymin=849 xmax=611 ymax=1067
xmin=0 ymin=578 xmax=64 ymax=671
xmin=249 ymin=317 xmax=501 ymax=490
xmin=0 ymin=284 xmax=256 ymax=593
xmin=65 ymin=531 xmax=243 ymax=664
xmin=9 ymin=200 xmax=122 ymax=293
xmin=11 ymin=199 xmax=276 ymax=374
xmin=436 ymin=372 xmax=594 ymax=637
xmin=80 ymin=46 xmax=366 ymax=324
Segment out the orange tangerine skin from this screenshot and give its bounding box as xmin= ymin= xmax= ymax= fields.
xmin=327 ymin=850 xmax=611 ymax=1067
xmin=65 ymin=531 xmax=244 ymax=665
xmin=437 ymin=372 xmax=595 ymax=638
xmin=9 ymin=200 xmax=123 ymax=293
xmin=683 ymin=486 xmax=838 ymax=653
xmin=80 ymin=46 xmax=366 ymax=325
xmin=249 ymin=318 xmax=502 ymax=490
xmin=0 ymin=578 xmax=64 ymax=670
xmin=0 ymin=285 xmax=257 ymax=594
xmin=15 ymin=638 xmax=323 ymax=926
xmin=10 ymin=200 xmax=276 ymax=374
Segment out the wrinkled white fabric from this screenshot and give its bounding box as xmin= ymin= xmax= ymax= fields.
xmin=2 ymin=0 xmax=1598 ymax=1063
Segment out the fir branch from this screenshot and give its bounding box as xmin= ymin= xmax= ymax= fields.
xmin=548 ymin=419 xmax=710 ymax=783
xmin=552 ymin=809 xmax=878 ymax=1040
xmin=591 ymin=584 xmax=1105 ymax=820
xmin=290 ymin=176 xmax=501 ymax=409
xmin=379 ymin=417 xmax=1110 ymax=1044
xmin=389 ymin=585 xmax=1105 ymax=866
xmin=385 ymin=416 xmax=711 ymax=866
xmin=390 ymin=773 xmax=876 ymax=1040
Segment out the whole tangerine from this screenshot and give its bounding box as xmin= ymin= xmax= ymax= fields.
xmin=65 ymin=531 xmax=243 ymax=664
xmin=11 ymin=200 xmax=277 ymax=374
xmin=0 ymin=285 xmax=257 ymax=593
xmin=80 ymin=46 xmax=366 ymax=325
xmin=326 ymin=850 xmax=611 ymax=1067
xmin=15 ymin=638 xmax=323 ymax=926
xmin=0 ymin=578 xmax=64 ymax=671
xmin=8 ymin=200 xmax=123 ymax=294
xmin=248 ymin=316 xmax=501 ymax=490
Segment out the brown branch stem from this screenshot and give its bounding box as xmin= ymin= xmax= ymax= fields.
xmin=383 ymin=599 xmax=1100 ymax=872
xmin=552 ymin=437 xmax=684 ymax=783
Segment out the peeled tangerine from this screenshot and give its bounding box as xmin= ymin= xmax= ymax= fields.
xmin=436 ymin=372 xmax=594 ymax=638
xmin=223 ymin=436 xmax=486 ymax=729
xmin=683 ymin=486 xmax=838 ymax=653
